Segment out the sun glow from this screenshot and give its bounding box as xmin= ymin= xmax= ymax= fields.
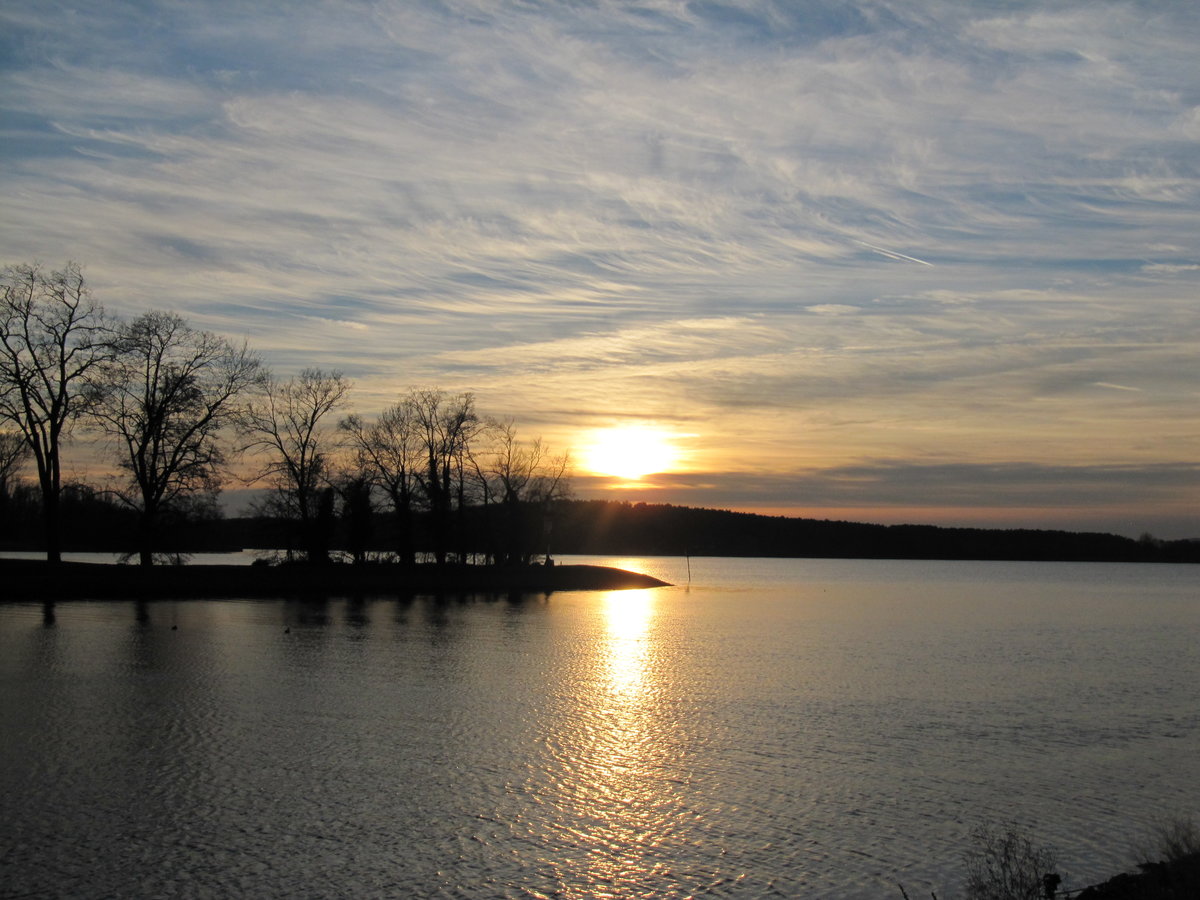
xmin=581 ymin=425 xmax=680 ymax=480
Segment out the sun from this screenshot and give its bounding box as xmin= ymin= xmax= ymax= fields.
xmin=581 ymin=425 xmax=679 ymax=480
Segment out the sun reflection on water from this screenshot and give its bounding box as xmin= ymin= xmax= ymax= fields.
xmin=602 ymin=589 xmax=654 ymax=700
xmin=535 ymin=586 xmax=698 ymax=895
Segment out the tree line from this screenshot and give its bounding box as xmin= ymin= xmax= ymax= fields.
xmin=550 ymin=499 xmax=1200 ymax=563
xmin=0 ymin=261 xmax=570 ymax=567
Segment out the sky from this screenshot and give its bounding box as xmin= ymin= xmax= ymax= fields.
xmin=2 ymin=0 xmax=1198 ymax=538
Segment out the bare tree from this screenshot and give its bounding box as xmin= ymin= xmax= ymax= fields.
xmin=90 ymin=311 xmax=263 ymax=565
xmin=478 ymin=420 xmax=571 ymax=565
xmin=340 ymin=393 xmax=423 ymax=565
xmin=0 ymin=262 xmax=111 ymax=563
xmin=411 ymin=389 xmax=478 ymax=565
xmin=0 ymin=432 xmax=35 ymax=547
xmin=241 ymin=368 xmax=350 ymax=564
xmin=0 ymin=430 xmax=28 ymax=497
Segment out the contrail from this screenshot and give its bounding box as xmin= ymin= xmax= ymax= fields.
xmin=854 ymin=240 xmax=934 ymax=267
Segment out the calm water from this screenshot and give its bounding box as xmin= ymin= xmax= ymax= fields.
xmin=1 ymin=557 xmax=1197 ymax=898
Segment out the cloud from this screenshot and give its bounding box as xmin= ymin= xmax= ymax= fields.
xmin=1140 ymin=263 xmax=1200 ymax=275
xmin=583 ymin=460 xmax=1200 ymax=537
xmin=630 ymin=458 xmax=1200 ymax=506
xmin=2 ymin=0 xmax=1198 ymax=534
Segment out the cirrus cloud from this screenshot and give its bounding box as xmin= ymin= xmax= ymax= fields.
xmin=2 ymin=0 xmax=1198 ymax=536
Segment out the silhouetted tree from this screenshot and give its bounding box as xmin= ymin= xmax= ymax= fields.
xmin=57 ymin=479 xmax=138 ymax=549
xmin=477 ymin=420 xmax=571 ymax=564
xmin=334 ymin=471 xmax=374 ymax=564
xmin=0 ymin=262 xmax=111 ymax=563
xmin=241 ymin=368 xmax=350 ymax=564
xmin=0 ymin=430 xmax=28 ymax=497
xmin=90 ymin=311 xmax=263 ymax=565
xmin=340 ymin=395 xmax=423 ymax=565
xmin=0 ymin=430 xmax=30 ymax=535
xmin=314 ymin=484 xmax=337 ymax=564
xmin=411 ymin=389 xmax=478 ymax=565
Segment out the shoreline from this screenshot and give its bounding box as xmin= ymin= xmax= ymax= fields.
xmin=0 ymin=559 xmax=670 ymax=600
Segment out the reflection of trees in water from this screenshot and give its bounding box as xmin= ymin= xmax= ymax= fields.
xmin=343 ymin=597 xmax=370 ymax=628
xmin=271 ymin=591 xmax=542 ymax=638
xmin=286 ymin=597 xmax=332 ymax=628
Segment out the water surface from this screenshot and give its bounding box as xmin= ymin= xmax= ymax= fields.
xmin=2 ymin=557 xmax=1197 ymax=898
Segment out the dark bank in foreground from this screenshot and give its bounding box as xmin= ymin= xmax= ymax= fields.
xmin=953 ymin=820 xmax=1200 ymax=900
xmin=0 ymin=559 xmax=669 ymax=600
xmin=1074 ymin=851 xmax=1200 ymax=899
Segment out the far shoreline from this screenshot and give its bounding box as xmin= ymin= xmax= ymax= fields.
xmin=0 ymin=558 xmax=671 ymax=601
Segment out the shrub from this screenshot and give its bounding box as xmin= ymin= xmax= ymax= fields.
xmin=964 ymin=822 xmax=1059 ymax=900
xmin=1137 ymin=813 xmax=1200 ymax=865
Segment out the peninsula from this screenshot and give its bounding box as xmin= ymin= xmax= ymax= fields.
xmin=1 ymin=559 xmax=669 ymax=601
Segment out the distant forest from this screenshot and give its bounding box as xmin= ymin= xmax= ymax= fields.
xmin=549 ymin=500 xmax=1200 ymax=564
xmin=2 ymin=490 xmax=1196 ymax=565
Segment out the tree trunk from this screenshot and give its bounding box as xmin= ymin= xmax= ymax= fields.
xmin=430 ymin=492 xmax=448 ymax=566
xmin=138 ymin=507 xmax=155 ymax=567
xmin=43 ymin=488 xmax=61 ymax=566
xmin=309 ymin=487 xmax=335 ymax=565
xmin=394 ymin=502 xmax=414 ymax=567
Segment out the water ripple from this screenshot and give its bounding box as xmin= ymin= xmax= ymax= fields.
xmin=2 ymin=562 xmax=1198 ymax=897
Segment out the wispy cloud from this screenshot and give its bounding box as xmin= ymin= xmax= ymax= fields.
xmin=2 ymin=0 xmax=1198 ymax=535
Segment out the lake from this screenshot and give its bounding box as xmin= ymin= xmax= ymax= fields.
xmin=1 ymin=557 xmax=1197 ymax=898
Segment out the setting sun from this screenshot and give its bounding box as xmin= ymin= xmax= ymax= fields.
xmin=581 ymin=425 xmax=680 ymax=480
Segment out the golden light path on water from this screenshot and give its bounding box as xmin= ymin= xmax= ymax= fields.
xmin=603 ymin=588 xmax=654 ymax=699
xmin=542 ymin=584 xmax=701 ymax=898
